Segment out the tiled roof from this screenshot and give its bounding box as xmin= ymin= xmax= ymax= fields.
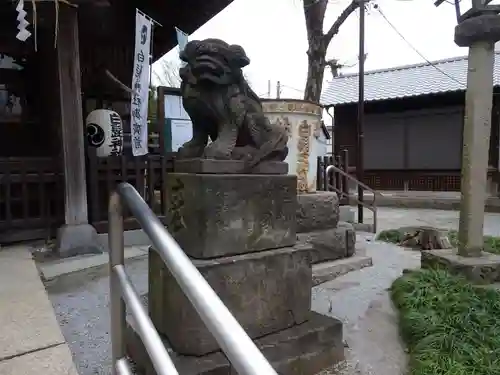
xmin=320 ymin=52 xmax=500 ymax=106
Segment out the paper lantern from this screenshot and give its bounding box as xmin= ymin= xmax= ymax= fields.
xmin=86 ymin=109 xmax=123 ymax=157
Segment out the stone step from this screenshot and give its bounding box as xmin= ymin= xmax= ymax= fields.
xmin=352 ymin=222 xmax=375 ymax=233
xmin=312 ymin=248 xmax=373 ymax=287
xmin=297 ymin=223 xmax=356 ymax=264
xmin=126 ymin=311 xmax=344 ymax=375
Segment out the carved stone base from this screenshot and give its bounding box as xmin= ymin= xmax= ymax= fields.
xmin=164 ymin=173 xmax=297 ymax=258
xmin=126 ymin=311 xmax=344 ymax=375
xmin=149 ymin=244 xmax=312 ymax=356
xmin=421 ymin=249 xmax=500 ymax=284
xmin=174 ymin=158 xmax=288 ymax=174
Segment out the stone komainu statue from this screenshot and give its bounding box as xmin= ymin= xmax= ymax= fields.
xmin=177 ymin=38 xmax=288 ymax=169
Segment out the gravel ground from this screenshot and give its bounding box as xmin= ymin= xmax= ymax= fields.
xmin=360 ymin=207 xmax=500 ymax=236
xmin=45 ymin=208 xmax=500 ymax=375
xmin=313 ymin=234 xmax=420 ymax=375
xmin=45 ymin=257 xmax=148 ymax=375
xmin=46 ymin=237 xmax=418 ymax=375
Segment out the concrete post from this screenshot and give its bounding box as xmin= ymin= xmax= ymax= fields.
xmin=454 ymin=10 xmax=500 ymax=257
xmin=458 ymin=41 xmax=495 ymax=257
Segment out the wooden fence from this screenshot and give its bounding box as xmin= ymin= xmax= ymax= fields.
xmin=317 ymin=154 xmax=488 ymax=192
xmin=316 ymin=151 xmax=350 ymax=203
xmin=0 ymin=158 xmax=65 ymax=243
xmin=86 ymin=153 xmax=175 ymax=233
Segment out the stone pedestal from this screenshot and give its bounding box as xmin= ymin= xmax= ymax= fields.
xmin=164 ymin=172 xmax=297 ymax=258
xmin=127 ymin=311 xmax=344 ymax=375
xmin=421 ymin=249 xmax=500 ymax=284
xmin=149 ymin=245 xmax=312 ymax=355
xmin=128 ymin=160 xmax=344 ymax=374
xmin=300 ymin=223 xmax=356 ymax=264
xmin=296 ymin=192 xmax=340 ymax=233
xmin=296 ymin=192 xmax=356 ymax=264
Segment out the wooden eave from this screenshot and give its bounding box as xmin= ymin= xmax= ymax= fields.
xmin=77 ymin=0 xmax=235 ymax=61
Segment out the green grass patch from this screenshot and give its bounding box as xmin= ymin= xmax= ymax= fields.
xmin=376 ymin=229 xmax=402 ymax=244
xmin=391 ymin=269 xmax=500 ymax=375
xmin=377 ymin=228 xmax=500 ymax=255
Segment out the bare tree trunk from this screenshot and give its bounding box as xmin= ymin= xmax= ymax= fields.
xmin=302 ymin=0 xmax=360 ymax=103
xmin=304 ymin=39 xmax=326 ymax=103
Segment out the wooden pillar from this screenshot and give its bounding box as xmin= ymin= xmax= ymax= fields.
xmin=55 ymin=4 xmax=102 ymax=257
xmin=57 ymin=5 xmax=87 ymax=225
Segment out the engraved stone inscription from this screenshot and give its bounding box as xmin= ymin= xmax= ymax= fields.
xmin=169 ymin=178 xmax=186 ymax=233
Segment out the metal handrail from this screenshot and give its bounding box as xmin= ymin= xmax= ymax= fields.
xmin=326 ymin=164 xmax=379 ymax=233
xmin=109 ymin=182 xmax=278 ymax=375
xmin=326 ymin=164 xmax=380 ymax=196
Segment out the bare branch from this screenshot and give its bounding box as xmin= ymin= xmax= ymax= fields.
xmin=324 ymin=0 xmax=360 ymax=43
xmin=154 ymin=59 xmax=181 ymax=88
xmin=325 ymin=58 xmax=342 ymax=78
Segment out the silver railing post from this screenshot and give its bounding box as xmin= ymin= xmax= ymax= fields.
xmin=109 ymin=191 xmax=179 ymax=375
xmin=109 ymin=192 xmax=126 ymax=375
xmin=326 ymin=164 xmax=378 ymax=233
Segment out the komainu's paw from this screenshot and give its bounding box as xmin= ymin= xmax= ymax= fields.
xmin=177 ymin=144 xmax=204 ymax=159
xmin=202 ymin=143 xmax=232 ymax=160
xmin=231 ymin=146 xmax=255 ymax=161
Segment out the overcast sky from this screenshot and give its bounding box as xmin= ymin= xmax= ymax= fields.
xmin=153 ymin=0 xmax=497 ymax=99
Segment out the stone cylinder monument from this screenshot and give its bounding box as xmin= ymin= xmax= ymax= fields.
xmin=262 ymin=99 xmax=323 ymax=193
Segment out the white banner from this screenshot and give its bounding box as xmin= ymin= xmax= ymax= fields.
xmin=130 ymin=10 xmax=152 ymax=156
xmin=175 ymin=27 xmax=189 ymax=52
xmin=176 ymin=27 xmax=189 ymax=68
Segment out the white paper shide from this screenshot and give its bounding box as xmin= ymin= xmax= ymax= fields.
xmin=15 ymin=0 xmax=31 ymax=42
xmin=130 ymin=10 xmax=152 ymax=156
